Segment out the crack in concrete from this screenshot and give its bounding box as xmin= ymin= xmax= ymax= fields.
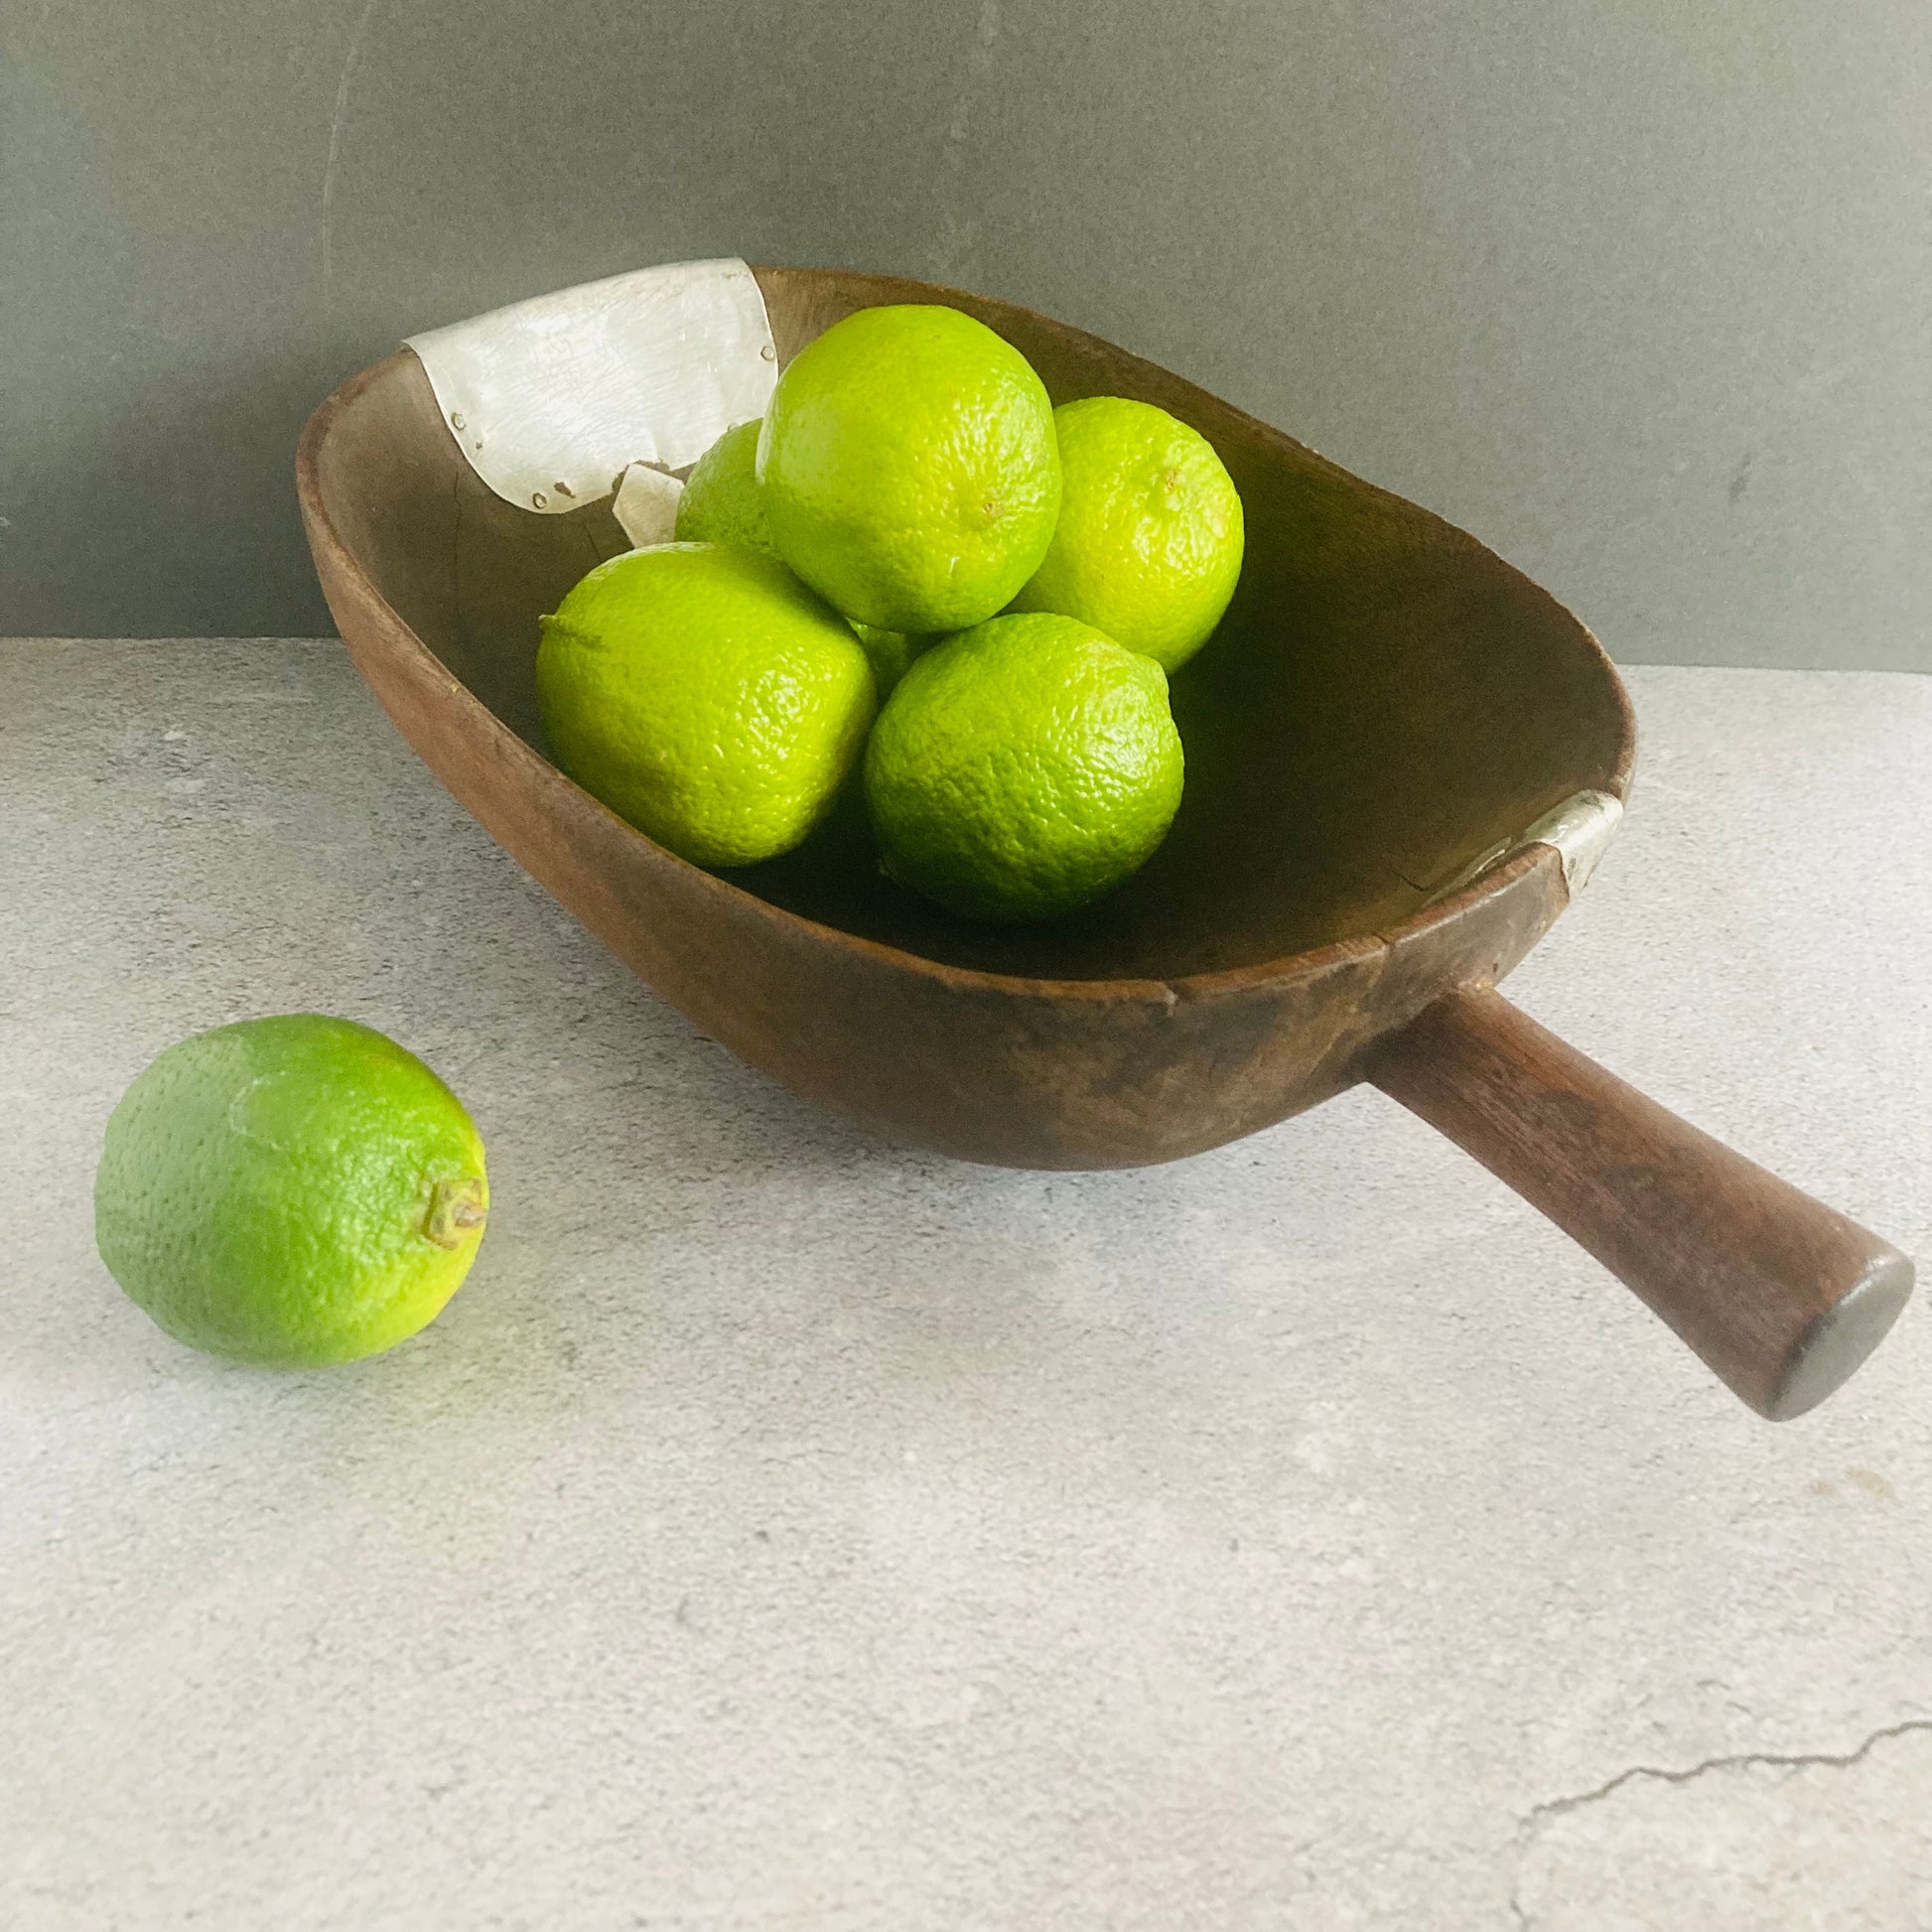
xmin=1507 ymin=1718 xmax=1932 ymax=1928
xmin=1524 ymin=1717 xmax=1932 ymax=1831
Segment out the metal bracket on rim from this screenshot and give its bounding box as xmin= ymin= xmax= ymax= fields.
xmin=1422 ymin=787 xmax=1624 ymax=905
xmin=1520 ymin=788 xmax=1623 ymax=897
xmin=404 ymin=257 xmax=776 ymax=515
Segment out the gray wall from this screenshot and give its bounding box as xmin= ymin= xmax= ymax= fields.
xmin=4 ymin=0 xmax=1926 ymax=665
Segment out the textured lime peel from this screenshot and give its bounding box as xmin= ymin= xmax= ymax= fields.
xmin=676 ymin=420 xmax=776 ymax=555
xmin=864 ymin=612 xmax=1184 ymax=922
xmin=675 ymin=420 xmax=933 ymax=696
xmin=1010 ymin=395 xmax=1245 ymax=672
xmin=758 ymin=304 xmax=1061 ymax=633
xmin=94 ymin=1015 xmax=488 ymax=1368
xmin=537 ymin=544 xmax=876 ymax=868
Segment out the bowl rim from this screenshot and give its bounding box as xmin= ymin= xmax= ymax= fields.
xmin=296 ymin=293 xmax=1635 ymax=1010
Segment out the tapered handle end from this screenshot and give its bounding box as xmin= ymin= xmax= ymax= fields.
xmin=1373 ymin=987 xmax=1914 ymax=1419
xmin=1768 ymin=1249 xmax=1914 ymax=1420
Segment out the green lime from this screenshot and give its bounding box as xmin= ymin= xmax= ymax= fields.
xmin=674 ymin=419 xmax=777 ymax=556
xmin=537 ymin=543 xmax=876 ymax=868
xmin=852 ymin=623 xmax=933 ymax=698
xmin=675 ymin=422 xmax=928 ymax=696
xmin=759 ymin=304 xmax=1061 ymax=634
xmin=94 ymin=1015 xmax=486 ymax=1367
xmin=1009 ymin=395 xmax=1244 ymax=672
xmin=864 ymin=612 xmax=1184 ymax=922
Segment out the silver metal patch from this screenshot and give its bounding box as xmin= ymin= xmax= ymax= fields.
xmin=405 ymin=258 xmax=776 ymax=515
xmin=1420 ymin=786 xmax=1625 ymax=907
xmin=1520 ymin=788 xmax=1623 ymax=897
xmin=612 ymin=464 xmax=686 ymax=549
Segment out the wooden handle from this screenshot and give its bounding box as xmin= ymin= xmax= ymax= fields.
xmin=1371 ymin=986 xmax=1912 ymax=1419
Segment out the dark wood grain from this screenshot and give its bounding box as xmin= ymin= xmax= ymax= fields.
xmin=1372 ymin=986 xmax=1912 ymax=1417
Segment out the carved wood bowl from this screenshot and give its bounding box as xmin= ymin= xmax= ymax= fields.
xmin=297 ymin=265 xmax=1909 ymax=1418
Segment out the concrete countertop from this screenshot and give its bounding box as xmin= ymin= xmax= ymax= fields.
xmin=5 ymin=640 xmax=1930 ymax=1930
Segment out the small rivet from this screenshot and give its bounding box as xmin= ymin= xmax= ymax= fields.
xmin=450 ymin=411 xmax=466 ymax=431
xmin=760 ymin=343 xmax=776 ymax=361
xmin=532 ymin=490 xmax=548 ymax=508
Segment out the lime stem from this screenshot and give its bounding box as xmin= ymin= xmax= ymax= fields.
xmin=424 ymin=1176 xmax=487 ymax=1249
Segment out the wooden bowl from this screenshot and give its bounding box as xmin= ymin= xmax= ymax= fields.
xmin=298 ymin=264 xmax=1908 ymax=1418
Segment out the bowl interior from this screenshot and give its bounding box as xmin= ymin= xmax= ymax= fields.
xmin=312 ymin=267 xmax=1629 ymax=982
